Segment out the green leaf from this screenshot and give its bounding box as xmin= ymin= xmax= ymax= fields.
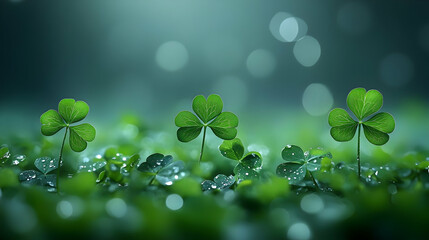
xmin=156 ymin=161 xmax=187 ymax=185
xmin=58 ymin=98 xmax=89 ymax=124
xmin=0 ymin=146 xmax=10 ymax=160
xmin=276 ymin=162 xmax=306 ymax=184
xmin=69 ymin=124 xmax=96 ymax=152
xmin=346 ymin=88 xmax=383 ymax=120
xmin=219 ymin=138 xmax=244 ymax=160
xmin=192 ymin=94 xmax=223 ymax=123
xmin=234 ymin=164 xmax=260 ymax=181
xmin=281 ymin=145 xmax=305 ymax=163
xmin=210 ymin=127 xmax=237 ymax=140
xmin=328 ymin=108 xmax=357 ymax=127
xmin=70 ymin=123 xmax=96 ymax=142
xmin=240 ymin=152 xmax=262 ymax=169
xmin=69 ymin=129 xmax=87 ymax=152
xmin=363 ymin=112 xmax=395 ymax=133
xmin=330 ymin=124 xmax=358 ymax=142
xmin=19 ymin=170 xmax=43 ymax=185
xmin=363 ymin=125 xmax=390 ymax=145
xmin=208 ymin=112 xmax=238 ymax=140
xmin=40 ymin=110 xmax=66 ymax=136
xmin=177 ymin=127 xmax=202 ymax=142
xmin=125 ymin=154 xmax=140 ymax=171
xmin=175 ymin=111 xmax=203 ymax=127
xmin=201 ymin=174 xmax=235 ymax=191
xmin=35 ymin=157 xmax=59 ymax=175
xmin=138 ymin=153 xmax=173 ymax=173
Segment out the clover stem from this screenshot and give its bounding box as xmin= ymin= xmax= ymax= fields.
xmin=309 ymin=171 xmax=320 ymax=190
xmin=149 ymin=176 xmax=156 ymax=186
xmin=357 ymin=123 xmax=361 ymax=178
xmin=57 ymin=127 xmax=68 ymax=193
xmin=199 ymin=126 xmax=207 ymax=164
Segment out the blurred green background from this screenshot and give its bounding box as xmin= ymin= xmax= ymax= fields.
xmin=1 ymin=0 xmax=429 ymax=152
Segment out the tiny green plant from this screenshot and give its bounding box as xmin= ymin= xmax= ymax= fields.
xmin=219 ymin=138 xmax=263 ymax=181
xmin=328 ymin=88 xmax=395 ymax=178
xmin=0 ymin=145 xmax=26 ymax=167
xmin=19 ymin=157 xmax=59 ymax=191
xmin=97 ymin=152 xmax=140 ymax=185
xmin=276 ymin=145 xmax=332 ymax=188
xmin=40 ymin=98 xmax=96 ymax=191
xmin=201 ymin=174 xmax=235 ymax=192
xmin=137 ymin=153 xmax=187 ymax=186
xmin=175 ymin=94 xmax=239 ymax=163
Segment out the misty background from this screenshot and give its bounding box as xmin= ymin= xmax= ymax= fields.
xmin=1 ymin=0 xmax=428 ymax=150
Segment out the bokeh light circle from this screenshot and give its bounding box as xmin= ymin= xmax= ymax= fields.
xmin=300 ymin=193 xmax=324 ymax=214
xmin=166 ymin=194 xmax=183 ymax=211
xmin=279 ymin=18 xmax=299 ymax=42
xmin=270 ymin=12 xmax=293 ymax=42
xmin=287 ymin=222 xmax=311 ymax=240
xmin=155 ymin=41 xmax=189 ymax=71
xmin=246 ymin=49 xmax=276 ymax=78
xmin=379 ymin=53 xmax=414 ymax=87
xmin=279 ymin=17 xmax=308 ymax=42
xmin=57 ymin=200 xmax=73 ymax=219
xmin=337 ymin=1 xmax=372 ymax=35
xmin=106 ymin=198 xmax=127 ymax=218
xmin=293 ymin=36 xmax=321 ymax=67
xmin=302 ymin=83 xmax=333 ymax=116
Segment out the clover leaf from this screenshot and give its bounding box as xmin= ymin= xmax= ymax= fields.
xmin=175 ymin=94 xmax=239 ymax=163
xmin=328 ymin=88 xmax=395 ymax=177
xmin=40 ymin=98 xmax=96 ymax=191
xmin=276 ymin=145 xmax=332 ymax=188
xmin=201 ymin=174 xmax=235 ymax=192
xmin=219 ymin=138 xmax=263 ymax=181
xmin=219 ymin=138 xmax=244 ymax=160
xmin=19 ymin=157 xmax=59 ymax=192
xmin=137 ymin=153 xmax=187 ymax=186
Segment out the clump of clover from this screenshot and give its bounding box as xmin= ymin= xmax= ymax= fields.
xmin=137 ymin=153 xmax=187 ymax=186
xmin=19 ymin=157 xmax=59 ymax=192
xmin=96 ymin=149 xmax=140 ymax=186
xmin=276 ymin=145 xmax=332 ymax=189
xmin=328 ymin=88 xmax=395 ymax=178
xmin=201 ymin=174 xmax=235 ymax=192
xmin=219 ymin=138 xmax=263 ymax=181
xmin=175 ymin=94 xmax=239 ymax=163
xmin=40 ymin=98 xmax=96 ymax=191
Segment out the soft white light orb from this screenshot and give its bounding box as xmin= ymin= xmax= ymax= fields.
xmin=156 ymin=41 xmax=189 ymax=71
xmin=246 ymin=49 xmax=277 ymax=78
xmin=302 ymin=83 xmax=333 ymax=116
xmin=293 ymin=36 xmax=321 ymax=67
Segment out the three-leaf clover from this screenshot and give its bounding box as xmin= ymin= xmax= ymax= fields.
xmin=40 ymin=98 xmax=96 ymax=191
xmin=175 ymin=94 xmax=239 ymax=163
xmin=219 ymin=138 xmax=263 ymax=181
xmin=201 ymin=174 xmax=235 ymax=192
xmin=328 ymin=88 xmax=395 ymax=177
xmin=276 ymin=145 xmax=332 ymax=187
xmin=137 ymin=153 xmax=187 ymax=186
xmin=19 ymin=157 xmax=59 ymax=191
